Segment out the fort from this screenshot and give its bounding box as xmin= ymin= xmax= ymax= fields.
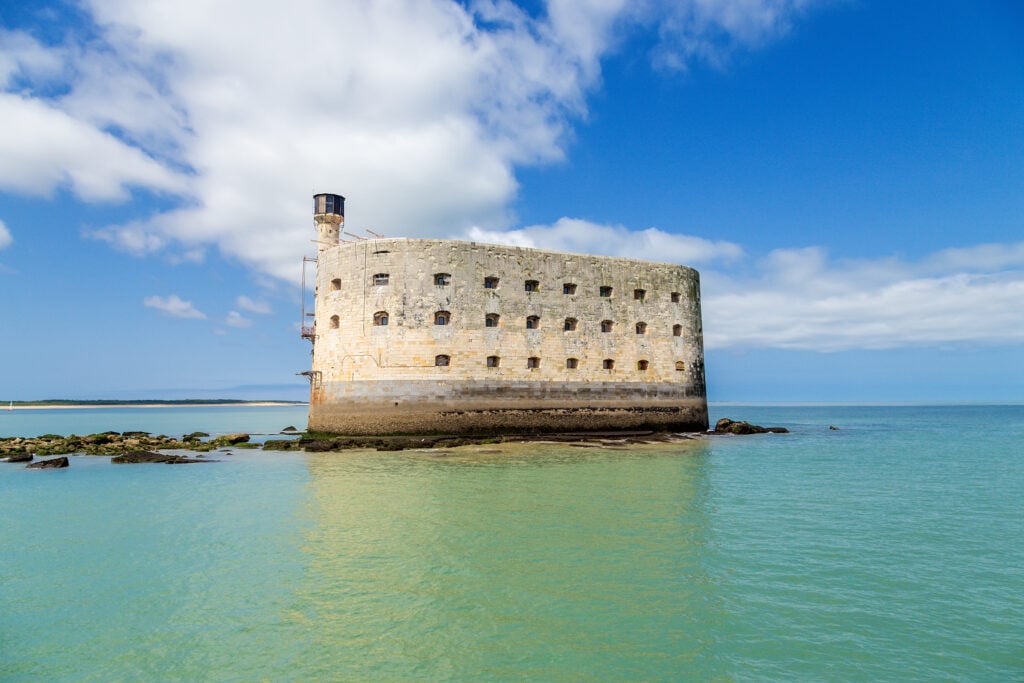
xmin=303 ymin=193 xmax=708 ymax=435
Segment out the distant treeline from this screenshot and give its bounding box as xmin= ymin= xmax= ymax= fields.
xmin=7 ymin=399 xmax=305 ymax=406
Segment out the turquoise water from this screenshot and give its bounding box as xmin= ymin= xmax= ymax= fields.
xmin=2 ymin=405 xmax=1022 ymax=680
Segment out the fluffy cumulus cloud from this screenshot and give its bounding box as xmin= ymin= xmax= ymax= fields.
xmin=224 ymin=311 xmax=252 ymax=328
xmin=466 ymin=218 xmax=743 ymax=264
xmin=702 ymin=242 xmax=1024 ymax=351
xmin=0 ymin=219 xmax=11 ymax=250
xmin=0 ymin=0 xmax=822 ymax=281
xmin=143 ymin=294 xmax=206 ymax=319
xmin=235 ymin=296 xmax=272 ymax=315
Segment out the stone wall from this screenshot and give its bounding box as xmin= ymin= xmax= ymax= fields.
xmin=307 ymin=238 xmax=707 ymax=434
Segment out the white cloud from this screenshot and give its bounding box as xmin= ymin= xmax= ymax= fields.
xmin=0 ymin=219 xmax=11 ymax=250
xmin=143 ymin=294 xmax=206 ymax=319
xmin=0 ymin=1 xmax=824 ymax=280
xmin=703 ymin=242 xmax=1024 ymax=351
xmin=224 ymin=310 xmax=251 ymax=328
xmin=236 ymin=296 xmax=272 ymax=315
xmin=466 ymin=217 xmax=743 ymax=264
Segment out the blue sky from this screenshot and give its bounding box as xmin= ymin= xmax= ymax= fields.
xmin=0 ymin=0 xmax=1021 ymax=402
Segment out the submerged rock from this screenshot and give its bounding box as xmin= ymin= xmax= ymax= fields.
xmin=712 ymin=418 xmax=788 ymax=435
xmin=112 ymin=450 xmax=216 ymax=464
xmin=27 ymin=456 xmax=69 ymax=469
xmin=2 ymin=453 xmax=33 ymax=463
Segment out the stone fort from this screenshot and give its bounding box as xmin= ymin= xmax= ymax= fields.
xmin=304 ymin=193 xmax=708 ymax=435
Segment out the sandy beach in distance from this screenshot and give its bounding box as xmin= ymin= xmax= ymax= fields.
xmin=9 ymin=402 xmax=307 ymax=410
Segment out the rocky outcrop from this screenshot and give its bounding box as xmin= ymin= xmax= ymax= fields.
xmin=1 ymin=452 xmax=33 ymax=463
xmin=712 ymin=418 xmax=789 ymax=435
xmin=27 ymin=456 xmax=69 ymax=469
xmin=212 ymin=433 xmax=250 ymax=446
xmin=111 ymin=451 xmax=216 ymax=464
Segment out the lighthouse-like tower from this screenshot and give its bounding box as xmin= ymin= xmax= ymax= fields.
xmin=312 ymin=193 xmax=344 ymax=253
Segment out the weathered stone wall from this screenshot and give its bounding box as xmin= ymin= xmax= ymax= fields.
xmin=308 ymin=238 xmax=707 ymax=434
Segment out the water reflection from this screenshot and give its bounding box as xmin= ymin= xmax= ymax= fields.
xmin=293 ymin=441 xmax=725 ymax=680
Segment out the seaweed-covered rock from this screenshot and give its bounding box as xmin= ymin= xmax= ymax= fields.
xmin=3 ymin=453 xmax=33 ymax=463
xmin=27 ymin=456 xmax=69 ymax=469
xmin=212 ymin=433 xmax=250 ymax=446
xmin=112 ymin=451 xmax=173 ymax=464
xmin=713 ymin=418 xmax=788 ymax=435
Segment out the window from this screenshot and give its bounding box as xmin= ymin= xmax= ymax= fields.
xmin=330 ymin=278 xmax=341 ymax=291
xmin=566 ymin=358 xmax=579 ymax=369
xmin=564 ymin=317 xmax=578 ymax=332
xmin=435 ymin=311 xmax=451 ymax=325
xmin=329 ymin=315 xmax=339 ymax=329
xmin=525 ymin=280 xmax=539 ymax=292
xmin=599 ymin=286 xmax=613 ymax=297
xmin=487 ymin=355 xmax=501 ymax=368
xmin=527 ymin=356 xmax=541 ymax=369
xmin=634 ymin=289 xmax=646 ymax=301
xmin=671 ymin=292 xmax=681 ymax=303
xmin=603 ymin=359 xmax=615 ymax=370
xmin=673 ymin=324 xmax=683 ymax=337
xmin=485 ymin=313 xmax=500 ymax=328
xmin=435 ymin=355 xmax=450 ymax=367
xmin=526 ymin=315 xmax=540 ymax=330
xmin=635 ymin=322 xmax=647 ymax=335
xmin=675 ymin=361 xmax=686 ymax=372
xmin=637 ymin=360 xmax=649 ymax=371
xmin=563 ymin=283 xmax=577 ymax=295
xmin=601 ymin=320 xmax=614 ymax=333
xmin=372 ymin=273 xmax=389 ymax=286
xmin=373 ymin=311 xmax=389 ymax=326
xmin=434 ymin=273 xmax=451 ymax=286
xmin=484 ymin=276 xmax=500 ymax=289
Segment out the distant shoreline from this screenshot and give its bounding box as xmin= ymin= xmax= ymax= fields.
xmin=6 ymin=402 xmax=307 ymax=411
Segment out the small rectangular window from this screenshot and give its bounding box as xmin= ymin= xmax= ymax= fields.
xmin=563 ymin=283 xmax=577 ymax=295
xmin=372 ymin=273 xmax=389 ymax=286
xmin=600 ymin=286 xmax=613 ymax=297
xmin=671 ymin=292 xmax=681 ymax=303
xmin=484 ymin=277 xmax=500 ymax=289
xmin=566 ymin=358 xmax=578 ymax=369
xmin=525 ymin=280 xmax=539 ymax=292
xmin=634 ymin=289 xmax=646 ymax=301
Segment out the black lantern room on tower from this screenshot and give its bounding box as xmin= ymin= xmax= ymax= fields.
xmin=313 ymin=193 xmax=345 ymax=218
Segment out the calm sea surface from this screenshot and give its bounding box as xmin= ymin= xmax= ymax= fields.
xmin=1 ymin=404 xmax=1022 ymax=681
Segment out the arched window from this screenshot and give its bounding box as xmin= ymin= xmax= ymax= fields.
xmin=434 ymin=273 xmax=451 ymax=286
xmin=564 ymin=317 xmax=578 ymax=332
xmin=487 ymin=355 xmax=500 ymax=368
xmin=599 ymin=285 xmax=613 ymax=297
xmin=373 ymin=311 xmax=389 ymax=326
xmin=563 ymin=283 xmax=577 ymax=295
xmin=485 ymin=313 xmax=500 ymax=328
xmin=525 ymin=280 xmax=540 ymax=292
xmin=601 ymin=320 xmax=614 ymax=333
xmin=526 ymin=315 xmax=540 ymax=330
xmin=566 ymin=358 xmax=579 ymax=369
xmin=671 ymin=292 xmax=681 ymax=303
xmin=675 ymin=361 xmax=686 ymax=372
xmin=634 ymin=289 xmax=646 ymax=301
xmin=635 ymin=322 xmax=647 ymax=335
xmin=527 ymin=357 xmax=541 ymax=369
xmin=435 ymin=355 xmax=450 ymax=367
xmin=637 ymin=360 xmax=649 ymax=371
xmin=603 ymin=359 xmax=615 ymax=370
xmin=484 ymin=276 xmax=500 ymax=289
xmin=673 ymin=324 xmax=683 ymax=337
xmin=372 ymin=273 xmax=389 ymax=286
xmin=330 ymin=278 xmax=341 ymax=291
xmin=329 ymin=315 xmax=339 ymax=329
xmin=434 ymin=311 xmax=451 ymax=326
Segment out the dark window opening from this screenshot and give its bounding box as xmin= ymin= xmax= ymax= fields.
xmin=434 ymin=273 xmax=451 ymax=286
xmin=637 ymin=360 xmax=649 ymax=371
xmin=635 ymin=322 xmax=647 ymax=335
xmin=487 ymin=355 xmax=500 ymax=368
xmin=484 ymin=276 xmax=500 ymax=289
xmin=601 ymin=320 xmax=613 ymax=333
xmin=563 ymin=283 xmax=577 ymax=295
xmin=599 ymin=286 xmax=613 ymax=297
xmin=671 ymin=292 xmax=681 ymax=303
xmin=372 ymin=273 xmax=389 ymax=286
xmin=525 ymin=280 xmax=540 ymax=292
xmin=435 ymin=355 xmax=450 ymax=367
xmin=526 ymin=315 xmax=540 ymax=330
xmin=329 ymin=315 xmax=339 ymax=329
xmin=564 ymin=317 xmax=578 ymax=331
xmin=634 ymin=289 xmax=646 ymax=301
xmin=330 ymin=278 xmax=341 ymax=291
xmin=566 ymin=358 xmax=579 ymax=369
xmin=603 ymin=359 xmax=615 ymax=370
xmin=527 ymin=357 xmax=541 ymax=369
xmin=673 ymin=324 xmax=683 ymax=337
xmin=373 ymin=311 xmax=389 ymax=326
xmin=435 ymin=311 xmax=451 ymax=326
xmin=485 ymin=314 xmax=500 ymax=328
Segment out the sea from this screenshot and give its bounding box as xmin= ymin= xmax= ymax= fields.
xmin=1 ymin=403 xmax=1022 ymax=681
